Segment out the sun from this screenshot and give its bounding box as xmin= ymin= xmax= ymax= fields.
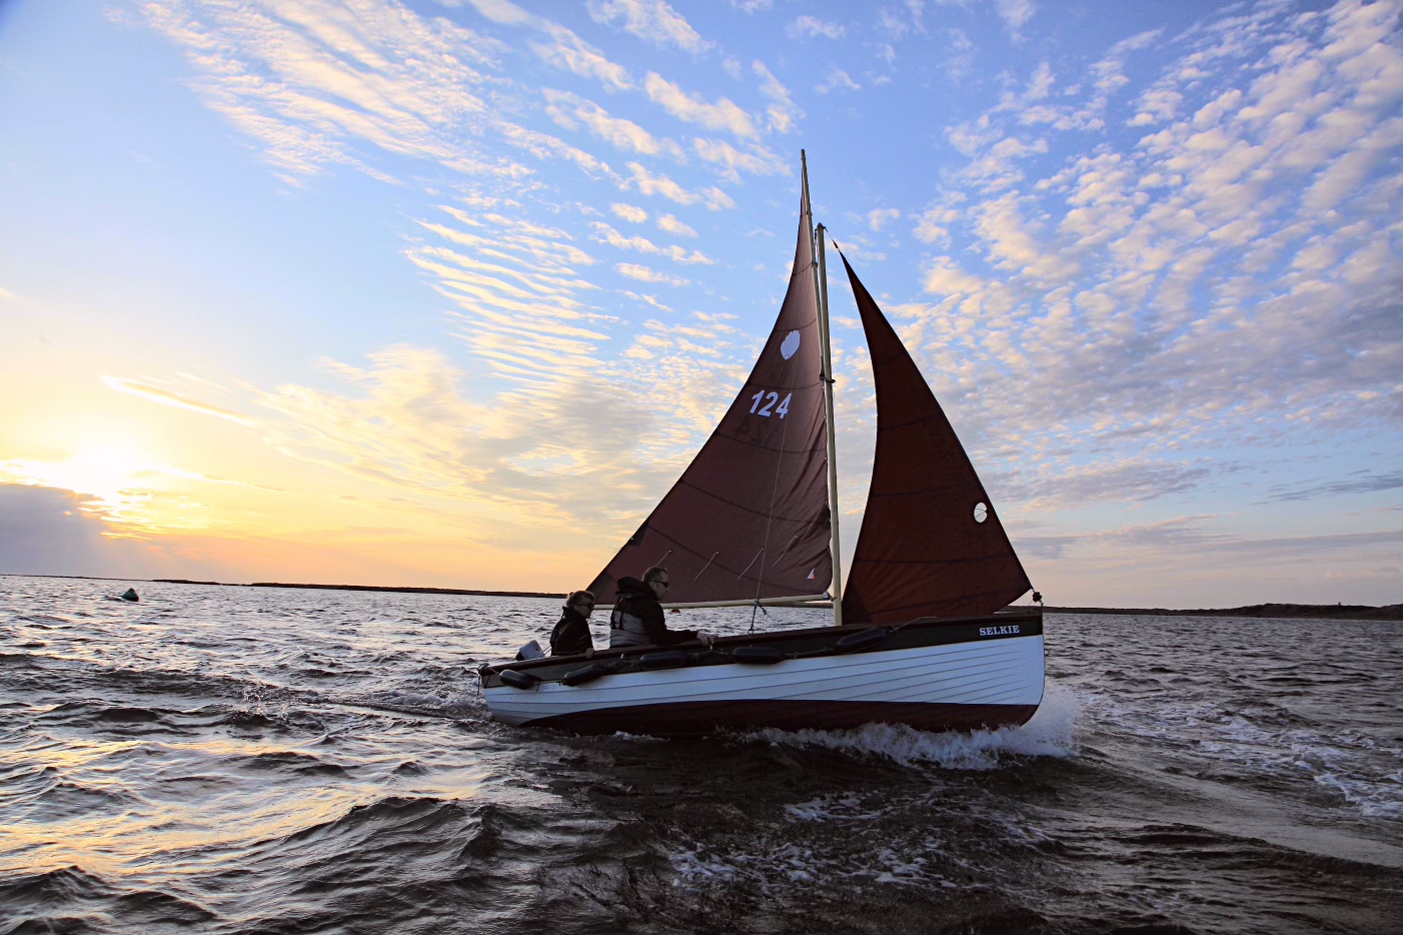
xmin=0 ymin=436 xmax=168 ymax=528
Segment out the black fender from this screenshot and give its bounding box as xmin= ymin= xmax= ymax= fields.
xmin=731 ymin=645 xmax=784 ymax=665
xmin=562 ymin=662 xmax=615 ymax=686
xmin=499 ymin=669 xmax=540 ymax=690
xmin=834 ymin=627 xmax=891 ymax=653
xmin=639 ymin=650 xmax=690 ymax=670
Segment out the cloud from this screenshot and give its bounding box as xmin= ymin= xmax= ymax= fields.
xmin=246 ymin=319 xmax=755 ymax=542
xmin=616 ymin=263 xmax=692 ymax=286
xmin=529 ymin=24 xmax=634 ymax=92
xmin=868 ymin=208 xmax=901 ymax=232
xmin=621 ymin=290 xmax=673 ymax=313
xmin=753 ymin=61 xmax=803 ymax=134
xmin=914 ymin=204 xmax=960 ymax=244
xmin=897 ymin=0 xmax=1403 ymax=492
xmin=258 ymin=345 xmax=679 ymax=529
xmin=0 ymin=484 xmax=157 ymax=577
xmin=543 ymin=89 xmax=675 ymax=157
xmin=410 ymin=205 xmax=607 ymax=382
xmin=461 ymin=0 xmax=536 ymax=28
xmin=875 ymin=6 xmax=919 ymax=43
xmin=1018 ymin=513 xmax=1403 ymax=606
xmin=788 ymin=16 xmax=846 ymax=40
xmin=461 ymin=0 xmax=638 ymax=93
xmin=587 ymin=0 xmax=713 ymax=54
xmin=692 ymin=137 xmax=787 ymax=182
xmin=656 ymin=213 xmax=696 ymax=237
xmin=817 ymin=69 xmax=861 ymax=93
xmin=1264 ymin=469 xmax=1403 ymax=502
xmin=589 ymin=221 xmax=715 ymax=264
xmin=141 ymin=0 xmax=649 ymax=196
xmin=995 ymin=0 xmax=1036 ymax=34
xmin=611 ymin=202 xmax=649 ymax=223
xmin=1038 ymin=515 xmax=1403 ymax=563
xmin=102 ymin=377 xmax=260 ymax=426
xmin=643 ymin=72 xmax=760 ymax=139
xmin=141 ymin=0 xmax=512 ymax=184
xmin=944 ymin=27 xmax=976 ymax=83
xmin=626 ymin=161 xmax=735 ymax=210
xmin=998 ymin=459 xmax=1217 ymax=510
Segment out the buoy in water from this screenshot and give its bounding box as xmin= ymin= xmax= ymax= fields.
xmin=120 ymin=588 xmax=139 ymax=602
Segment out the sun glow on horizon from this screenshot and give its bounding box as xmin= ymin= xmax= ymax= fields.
xmin=0 ymin=437 xmax=213 ymax=532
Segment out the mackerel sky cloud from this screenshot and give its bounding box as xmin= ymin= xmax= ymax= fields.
xmin=0 ymin=0 xmax=1398 ymax=604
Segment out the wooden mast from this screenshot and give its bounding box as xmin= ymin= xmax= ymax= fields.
xmin=801 ymin=151 xmax=843 ymax=626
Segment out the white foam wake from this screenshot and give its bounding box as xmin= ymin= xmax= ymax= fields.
xmin=746 ymin=681 xmax=1079 ymax=769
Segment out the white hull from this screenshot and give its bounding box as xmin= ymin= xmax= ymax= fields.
xmin=483 ymin=633 xmax=1045 ymax=736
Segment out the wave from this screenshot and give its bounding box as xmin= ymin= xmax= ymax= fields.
xmin=280 ymin=795 xmax=473 ymax=846
xmin=232 ymin=750 xmax=349 ymax=776
xmin=0 ymin=866 xmax=217 ymax=931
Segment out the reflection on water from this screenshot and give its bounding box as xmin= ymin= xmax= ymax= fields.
xmin=1 ymin=575 xmax=1399 ymax=934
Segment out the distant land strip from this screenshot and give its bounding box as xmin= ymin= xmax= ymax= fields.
xmin=159 ymin=579 xmax=559 ymax=599
xmin=1046 ymin=603 xmax=1402 ymax=621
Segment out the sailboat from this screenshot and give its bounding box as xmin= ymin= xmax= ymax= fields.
xmin=478 ymin=155 xmax=1043 ymax=736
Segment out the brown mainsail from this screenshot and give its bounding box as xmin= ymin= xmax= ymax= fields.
xmin=587 ymin=190 xmax=832 ymax=606
xmin=838 ymin=253 xmax=1032 ymax=624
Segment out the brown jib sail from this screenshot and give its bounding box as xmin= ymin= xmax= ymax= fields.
xmin=839 ymin=253 xmax=1032 ymax=624
xmin=588 ymin=190 xmax=832 ymax=606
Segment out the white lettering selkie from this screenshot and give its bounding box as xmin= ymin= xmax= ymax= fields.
xmin=979 ymin=625 xmax=1022 ymax=636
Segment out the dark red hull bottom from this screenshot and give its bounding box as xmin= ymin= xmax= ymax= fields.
xmin=526 ymin=700 xmax=1039 ymax=737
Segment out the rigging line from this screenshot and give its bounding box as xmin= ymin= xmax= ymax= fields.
xmin=692 ymin=552 xmax=720 ymax=581
xmin=736 ymin=547 xmax=765 ymax=580
xmin=654 ymin=548 xmax=673 ymax=567
xmin=748 ymin=597 xmax=769 ymax=634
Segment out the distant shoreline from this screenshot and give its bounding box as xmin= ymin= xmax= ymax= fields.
xmin=1044 ymin=603 xmax=1402 ymax=621
xmin=3 ymin=573 xmax=558 ymax=600
xmin=3 ymin=574 xmax=1399 ymax=620
xmin=165 ymin=578 xmax=560 ymax=599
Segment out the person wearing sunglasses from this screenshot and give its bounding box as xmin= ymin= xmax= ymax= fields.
xmin=608 ymin=566 xmax=710 ymax=649
xmin=549 ymin=589 xmax=597 ymax=657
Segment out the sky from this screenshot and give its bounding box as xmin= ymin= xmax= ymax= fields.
xmin=0 ymin=0 xmax=1399 ymax=607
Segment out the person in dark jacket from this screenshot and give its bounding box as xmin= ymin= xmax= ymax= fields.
xmin=609 ymin=566 xmax=711 ymax=649
xmin=550 ymin=590 xmax=596 ymax=656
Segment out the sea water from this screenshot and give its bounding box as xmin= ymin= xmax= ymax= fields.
xmin=1 ymin=575 xmax=1398 ymax=934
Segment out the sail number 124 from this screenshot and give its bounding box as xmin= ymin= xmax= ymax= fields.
xmin=749 ymin=390 xmax=792 ymax=419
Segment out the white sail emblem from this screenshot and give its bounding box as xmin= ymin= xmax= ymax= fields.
xmin=780 ymin=330 xmax=801 ymax=360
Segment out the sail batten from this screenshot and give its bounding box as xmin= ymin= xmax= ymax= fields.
xmin=839 ymin=253 xmax=1032 ymax=624
xmin=588 ymin=190 xmax=833 ymax=606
